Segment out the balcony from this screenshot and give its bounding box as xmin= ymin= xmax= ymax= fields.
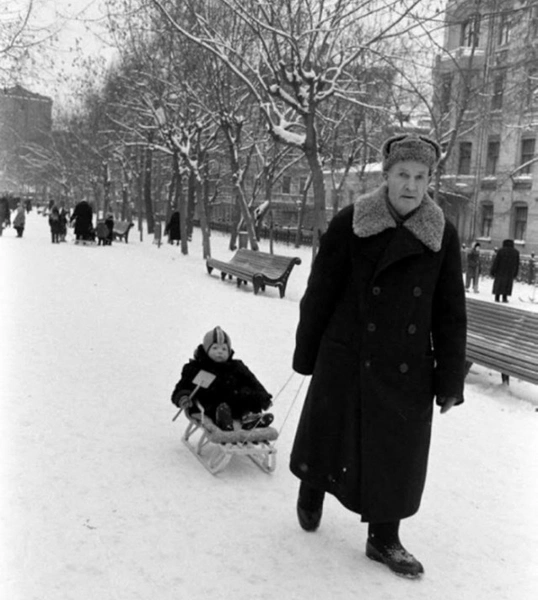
xmin=512 ymin=175 xmax=533 ymax=190
xmin=435 ymin=46 xmax=486 ymax=72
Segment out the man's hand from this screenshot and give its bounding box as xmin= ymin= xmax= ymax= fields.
xmin=438 ymin=396 xmax=459 ymax=414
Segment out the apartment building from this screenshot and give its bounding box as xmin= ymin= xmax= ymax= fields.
xmin=0 ymin=85 xmax=53 ymax=194
xmin=433 ymin=0 xmax=538 ymax=253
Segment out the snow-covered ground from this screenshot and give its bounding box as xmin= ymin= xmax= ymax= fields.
xmin=1 ymin=211 xmax=537 ymax=600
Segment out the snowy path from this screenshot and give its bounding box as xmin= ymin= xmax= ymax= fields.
xmin=1 ymin=212 xmax=537 ymax=600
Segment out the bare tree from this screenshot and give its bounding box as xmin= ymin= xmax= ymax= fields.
xmin=149 ymin=0 xmax=430 ymax=258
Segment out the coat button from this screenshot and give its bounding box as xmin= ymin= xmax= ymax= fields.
xmin=413 ymin=286 xmax=422 ymax=297
xmin=408 ymin=324 xmax=417 ymax=334
xmin=364 ymin=360 xmax=372 ymax=368
xmin=372 ymin=286 xmax=381 ymax=296
xmin=367 ymin=323 xmax=376 ymax=332
xmin=399 ymin=363 xmax=409 ymax=373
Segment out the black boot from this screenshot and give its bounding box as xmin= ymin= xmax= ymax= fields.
xmin=296 ymin=481 xmax=325 ymax=532
xmin=366 ymin=521 xmax=424 ymax=579
xmin=215 ymin=403 xmax=234 ymax=431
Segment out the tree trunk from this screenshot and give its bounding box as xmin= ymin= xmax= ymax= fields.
xmin=304 ymin=113 xmax=326 ymax=260
xmin=187 ymin=171 xmax=196 ymax=238
xmin=144 ymin=142 xmax=155 ymax=234
xmin=195 ymin=174 xmax=211 ymax=258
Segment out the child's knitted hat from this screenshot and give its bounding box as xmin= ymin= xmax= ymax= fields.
xmin=202 ymin=326 xmax=232 ymax=353
xmin=381 ymin=133 xmax=441 ymax=173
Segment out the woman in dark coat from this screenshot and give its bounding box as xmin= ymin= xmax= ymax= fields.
xmin=166 ymin=211 xmax=181 ymax=245
xmin=70 ymin=200 xmax=94 ymax=241
xmin=490 ymin=239 xmax=520 ymax=302
xmin=291 ymin=134 xmax=467 ymax=579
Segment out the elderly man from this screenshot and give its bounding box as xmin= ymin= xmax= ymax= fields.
xmin=290 ymin=134 xmax=467 ymax=579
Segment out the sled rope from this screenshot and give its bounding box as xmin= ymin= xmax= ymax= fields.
xmin=275 ymin=373 xmax=306 ymax=435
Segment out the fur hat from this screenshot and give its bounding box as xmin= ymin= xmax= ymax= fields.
xmin=381 ymin=134 xmax=441 ymax=173
xmin=202 ymin=326 xmax=232 ymax=353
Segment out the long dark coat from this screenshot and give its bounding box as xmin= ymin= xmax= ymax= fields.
xmin=166 ymin=211 xmax=181 ymax=243
xmin=290 ymin=184 xmax=467 ymax=523
xmin=171 ymin=345 xmax=272 ymax=420
xmin=491 ymin=240 xmax=520 ymax=296
xmin=70 ymin=201 xmax=94 ymax=239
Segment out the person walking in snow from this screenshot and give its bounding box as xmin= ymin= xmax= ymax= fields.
xmin=465 ymin=242 xmax=481 ymax=293
xmin=48 ymin=206 xmax=62 ymax=243
xmin=0 ymin=196 xmax=11 ymax=236
xmin=12 ymin=203 xmax=26 ymax=237
xmin=58 ymin=202 xmax=69 ymax=242
xmin=490 ymin=239 xmax=520 ymax=303
xmin=171 ymin=326 xmax=274 ymax=431
xmin=165 ymin=210 xmax=181 ymax=245
xmin=70 ymin=200 xmax=94 ymax=242
xmin=290 ymin=134 xmax=467 ymax=579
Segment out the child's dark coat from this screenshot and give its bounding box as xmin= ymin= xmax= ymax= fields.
xmin=171 ymin=345 xmax=272 ymax=421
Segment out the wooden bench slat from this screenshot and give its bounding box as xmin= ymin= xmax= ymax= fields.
xmin=465 ymin=297 xmax=538 ymax=385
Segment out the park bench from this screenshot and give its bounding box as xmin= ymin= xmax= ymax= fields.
xmin=465 ymin=297 xmax=538 ymax=385
xmin=113 ymin=221 xmax=134 ymax=243
xmin=206 ymin=248 xmax=301 ymax=298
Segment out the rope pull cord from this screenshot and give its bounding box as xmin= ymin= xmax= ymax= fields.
xmin=240 ymin=371 xmax=306 ymax=443
xmin=272 ymin=372 xmax=306 ymax=436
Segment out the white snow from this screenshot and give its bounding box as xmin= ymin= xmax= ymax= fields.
xmin=1 ymin=212 xmax=537 ymax=600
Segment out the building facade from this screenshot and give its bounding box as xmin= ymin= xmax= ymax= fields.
xmin=433 ymin=0 xmax=538 ymax=254
xmin=0 ymin=85 xmax=53 ymax=195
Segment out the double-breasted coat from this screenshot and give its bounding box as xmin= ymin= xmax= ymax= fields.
xmin=290 ymin=184 xmax=467 ymax=523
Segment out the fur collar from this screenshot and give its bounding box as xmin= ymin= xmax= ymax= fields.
xmin=352 ymin=184 xmax=445 ymax=252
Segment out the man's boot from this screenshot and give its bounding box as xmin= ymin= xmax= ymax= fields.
xmin=296 ymin=481 xmax=325 ymax=532
xmin=366 ymin=521 xmax=424 ymax=579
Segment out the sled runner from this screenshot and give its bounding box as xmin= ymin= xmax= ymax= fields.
xmin=181 ymin=408 xmax=278 ymax=475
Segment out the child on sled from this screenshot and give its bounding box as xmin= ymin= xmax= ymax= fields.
xmin=171 ymin=326 xmax=274 ymax=431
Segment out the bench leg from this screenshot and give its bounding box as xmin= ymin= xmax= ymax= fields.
xmin=501 ymin=373 xmax=510 ymax=385
xmin=464 ymin=360 xmax=473 ymax=377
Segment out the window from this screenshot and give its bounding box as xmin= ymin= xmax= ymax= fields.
xmin=520 ymin=138 xmax=536 ymax=174
xmin=485 ymin=139 xmax=500 ymax=175
xmin=458 ymin=142 xmax=472 ymax=175
xmin=491 ymin=72 xmax=505 ymax=110
xmin=299 ymin=177 xmax=307 ymax=193
xmin=281 ymin=176 xmax=291 ymax=194
xmin=480 ymin=203 xmax=493 ymax=237
xmin=498 ymin=12 xmax=511 ymax=45
xmin=461 ymin=14 xmax=480 ymax=47
xmin=513 ymin=205 xmax=528 ymax=240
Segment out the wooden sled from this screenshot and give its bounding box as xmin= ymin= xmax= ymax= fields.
xmin=181 ymin=408 xmax=278 ymax=475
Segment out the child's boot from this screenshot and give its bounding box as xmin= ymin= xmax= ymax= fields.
xmin=215 ymin=403 xmax=234 ymax=431
xmin=241 ymin=412 xmax=274 ymax=430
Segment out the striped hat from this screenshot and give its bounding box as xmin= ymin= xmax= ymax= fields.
xmin=202 ymin=326 xmax=232 ymax=353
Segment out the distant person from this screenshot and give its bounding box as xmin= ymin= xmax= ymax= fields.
xmin=465 ymin=242 xmax=481 ymax=293
xmin=0 ymin=196 xmax=11 ymax=235
xmin=12 ymin=204 xmax=26 ymax=237
xmin=49 ymin=206 xmax=61 ymax=243
xmin=58 ymin=203 xmax=69 ymax=242
xmin=491 ymin=239 xmax=520 ymax=303
xmin=166 ymin=211 xmax=181 ymax=245
xmin=105 ymin=214 xmax=114 ymax=245
xmin=528 ymin=253 xmax=536 ymax=286
xmin=70 ymin=200 xmax=94 ymax=242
